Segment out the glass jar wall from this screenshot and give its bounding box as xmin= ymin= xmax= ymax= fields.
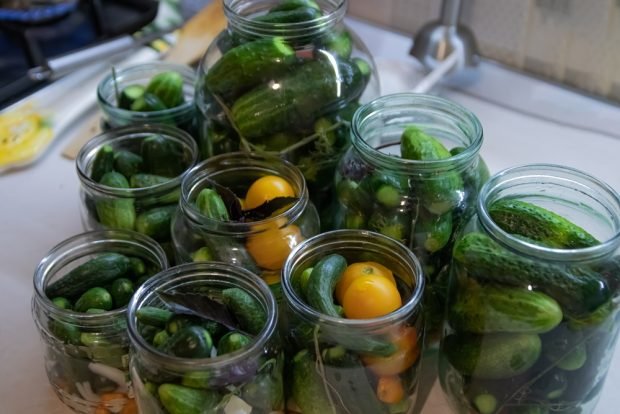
xmin=330 ymin=93 xmax=486 ymax=341
xmin=195 ymin=0 xmax=380 ymax=213
xmin=127 ymin=262 xmax=283 ymax=414
xmin=32 ymin=230 xmax=168 ymax=414
xmin=281 ymin=229 xmax=425 ymax=413
xmin=439 ymin=164 xmax=620 ymax=414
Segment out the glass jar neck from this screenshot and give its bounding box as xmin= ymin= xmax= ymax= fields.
xmin=477 ymin=164 xmax=620 ymax=261
xmin=180 ymin=152 xmax=310 ymax=235
xmin=32 ymin=230 xmax=168 ymax=328
xmin=351 ymin=93 xmax=483 ymax=175
xmin=282 ymin=229 xmax=425 ymax=332
xmin=127 ymin=262 xmax=277 ymax=373
xmin=224 ymin=0 xmax=346 ymax=40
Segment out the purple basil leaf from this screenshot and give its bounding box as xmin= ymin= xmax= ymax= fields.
xmin=158 ymin=291 xmax=238 ymax=331
xmin=241 ymin=197 xmax=298 ymax=221
xmin=203 ymin=178 xmax=243 ymax=220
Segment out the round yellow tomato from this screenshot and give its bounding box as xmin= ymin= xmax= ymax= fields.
xmin=246 ymin=224 xmax=302 ymax=270
xmin=362 ymin=326 xmax=419 ymax=376
xmin=244 ymin=175 xmax=295 ymax=210
xmin=342 ymin=275 xmax=401 ymax=319
xmin=335 ymin=261 xmax=395 ymax=304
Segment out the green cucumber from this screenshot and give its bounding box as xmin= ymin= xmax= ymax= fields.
xmin=50 ymin=321 xmax=81 ymax=345
xmin=453 ymin=232 xmax=611 ymax=316
xmin=400 ymin=125 xmax=464 ymax=214
xmin=413 ymin=209 xmax=452 ymax=253
xmin=153 ymin=329 xmax=170 ymax=348
xmin=305 ymin=254 xmax=347 ymax=317
xmin=443 ymin=332 xmax=542 ymax=379
xmin=118 ymin=84 xmax=145 ymax=109
xmin=217 ymin=331 xmax=252 ymax=355
xmin=96 ymin=171 xmax=136 ymax=230
xmin=195 ymin=188 xmax=229 ymax=221
xmin=318 ymin=29 xmax=353 ymax=58
xmin=130 ymin=92 xmax=167 ymax=112
xmin=51 ymin=297 xmax=72 ymax=310
xmin=448 ymin=283 xmax=563 ymax=334
xmin=206 ymin=37 xmax=295 ymax=99
xmin=113 ymin=150 xmax=143 ymax=179
xmin=241 ymin=366 xmax=284 ymax=411
xmin=181 ymin=371 xmax=212 ymax=389
xmin=489 ymin=199 xmax=599 ymax=249
xmin=129 ymin=173 xmax=171 ymax=188
xmin=336 ymin=178 xmax=372 ymax=212
xmin=158 ymin=383 xmax=220 ymax=414
xmin=109 ymin=277 xmax=134 ymax=308
xmin=135 ymin=205 xmax=177 ymax=241
xmin=141 ymin=134 xmax=186 ymax=177
xmin=191 ymin=246 xmax=214 ymax=262
xmin=46 ymin=253 xmax=131 ymax=298
xmin=362 ymin=172 xmax=410 ymax=208
xmin=136 ymin=306 xmax=174 ymax=328
xmin=161 ymin=325 xmax=213 ymax=358
xmin=292 ymin=350 xmax=334 ymax=414
xmin=145 ymin=71 xmax=185 ymax=108
xmin=231 ymin=57 xmax=364 ymax=139
xmin=74 ymin=287 xmax=113 ymax=312
xmin=254 ymin=6 xmax=322 ymax=23
xmin=270 ymin=0 xmax=320 ymax=12
xmin=450 ymin=146 xmax=490 ymax=191
xmin=368 ymin=208 xmax=411 ymax=244
xmin=222 ymin=288 xmax=266 ymax=335
xmin=128 ymin=256 xmax=146 ymax=277
xmin=91 ymin=144 xmax=115 ymax=182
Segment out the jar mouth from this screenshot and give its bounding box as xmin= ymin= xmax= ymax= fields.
xmin=127 ymin=262 xmax=277 ymax=370
xmin=76 ymin=124 xmax=198 ymax=198
xmin=224 ymin=0 xmax=346 ymax=39
xmin=96 ymin=62 xmax=196 ymax=121
xmin=32 ymin=229 xmax=168 ymax=327
xmin=281 ymin=229 xmax=425 ymax=330
xmin=478 ymin=163 xmax=620 ymax=261
xmin=351 ymin=93 xmax=483 ymax=174
xmin=180 ymin=152 xmax=310 ymax=235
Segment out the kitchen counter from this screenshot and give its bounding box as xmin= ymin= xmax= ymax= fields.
xmin=1 ymin=15 xmax=619 ymax=414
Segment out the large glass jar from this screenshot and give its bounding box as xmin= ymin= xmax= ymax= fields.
xmin=32 ymin=229 xmax=168 ymax=414
xmin=439 ymin=164 xmax=620 ymax=414
xmin=195 ymin=0 xmax=380 ymax=213
xmin=331 ymin=93 xmax=486 ymax=341
xmin=171 ymin=152 xmax=320 ymax=289
xmin=127 ymin=262 xmax=284 ymax=414
xmin=76 ymin=124 xmax=198 ymax=263
xmin=281 ymin=229 xmax=425 ymax=413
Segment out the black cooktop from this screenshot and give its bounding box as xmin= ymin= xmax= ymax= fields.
xmin=0 ymin=0 xmax=158 ymax=109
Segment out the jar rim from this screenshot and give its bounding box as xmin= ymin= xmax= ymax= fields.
xmin=281 ymin=229 xmax=425 ymax=330
xmin=76 ymin=124 xmax=198 ymax=198
xmin=180 ymin=151 xmax=310 ymax=234
xmin=351 ymin=93 xmax=484 ymax=174
xmin=127 ymin=262 xmax=278 ymax=370
xmin=477 ymin=163 xmax=620 ymax=261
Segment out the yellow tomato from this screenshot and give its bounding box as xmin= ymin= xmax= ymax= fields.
xmin=244 ymin=175 xmax=295 ymax=210
xmin=342 ymin=275 xmax=401 ymax=319
xmin=335 ymin=261 xmax=395 ymax=304
xmin=246 ymin=224 xmax=302 ymax=270
xmin=362 ymin=326 xmax=419 ymax=376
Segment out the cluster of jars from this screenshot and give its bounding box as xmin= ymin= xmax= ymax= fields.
xmin=31 ymin=1 xmax=620 ymax=414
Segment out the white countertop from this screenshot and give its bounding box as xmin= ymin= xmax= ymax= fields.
xmin=1 ymin=15 xmax=619 ymax=414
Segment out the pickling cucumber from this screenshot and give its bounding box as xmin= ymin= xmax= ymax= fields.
xmin=292 ymin=350 xmax=334 ymax=414
xmin=145 ymin=71 xmax=185 ymax=109
xmin=305 ymin=254 xmax=347 ymax=317
xmin=141 ymin=134 xmax=186 ymax=177
xmin=135 ymin=205 xmax=177 ymax=241
xmin=91 ymin=144 xmax=115 ymax=182
xmin=96 ymin=171 xmax=136 ymax=230
xmin=113 ymin=149 xmax=143 ymax=179
xmin=74 ymin=287 xmax=113 ymax=312
xmin=158 ymin=383 xmax=220 ymax=414
xmin=222 ymin=288 xmax=266 ymax=335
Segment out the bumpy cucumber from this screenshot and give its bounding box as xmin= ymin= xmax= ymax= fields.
xmin=91 ymin=144 xmax=115 ymax=182
xmin=131 ymin=92 xmax=167 ymax=112
xmin=96 ymin=171 xmax=136 ymax=230
xmin=222 ymin=288 xmax=266 ymax=335
xmin=109 ymin=277 xmax=135 ymax=307
xmin=292 ymin=350 xmax=335 ymax=414
xmin=195 ymin=188 xmax=229 ymax=221
xmin=161 ymin=326 xmax=213 ymax=358
xmin=135 ymin=205 xmax=177 ymax=241
xmin=413 ymin=208 xmax=453 ymax=253
xmin=145 ymin=71 xmax=185 ymax=108
xmin=141 ymin=134 xmax=186 ymax=177
xmin=217 ymin=331 xmax=252 ymax=355
xmin=74 ymin=287 xmax=113 ymax=312
xmin=305 ymin=254 xmax=347 ymax=317
xmin=113 ymin=150 xmax=143 ymax=179
xmin=158 ymin=383 xmax=220 ymax=414
xmin=136 ymin=306 xmax=174 ymax=328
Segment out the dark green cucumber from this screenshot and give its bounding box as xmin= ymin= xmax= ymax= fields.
xmin=217 ymin=331 xmax=252 ymax=355
xmin=336 ymin=178 xmax=372 ymax=212
xmin=145 ymin=71 xmax=185 ymax=108
xmin=109 ymin=278 xmax=134 ymax=307
xmin=141 ymin=134 xmax=186 ymax=177
xmin=128 ymin=256 xmax=146 ymax=277
xmin=135 ymin=205 xmax=177 ymax=241
xmin=113 ymin=150 xmax=143 ymax=179
xmin=413 ymin=209 xmax=452 ymax=253
xmin=401 ymin=125 xmax=464 ymax=214
xmin=161 ymin=325 xmax=213 ymax=358
xmin=118 ymin=84 xmax=145 ymax=109
xmin=453 ymin=232 xmax=611 ymax=316
xmin=96 ymin=171 xmax=136 ymax=230
xmin=362 ymin=171 xmax=410 ymax=208
xmin=195 ymin=188 xmax=229 ymax=221
xmin=74 ymin=287 xmax=113 ymax=312
xmin=292 ymin=350 xmax=335 ymax=414
xmin=129 ymin=173 xmax=171 ymax=188
xmin=368 ymin=207 xmax=411 ymax=244
xmin=270 ymin=0 xmax=320 ymax=12
xmin=254 ymin=6 xmax=321 ymax=23
xmin=448 ymin=283 xmax=563 ymax=334
xmin=206 ymin=37 xmax=296 ymax=99
xmin=231 ymin=57 xmax=364 ymax=139
xmin=91 ymin=144 xmax=115 ymax=182
xmin=222 ymin=288 xmax=267 ymax=335
xmin=50 ymin=321 xmax=81 ymax=345
xmin=305 ymin=254 xmax=347 ymax=317
xmin=319 ymin=29 xmax=353 ymax=58
xmin=46 ymin=253 xmax=131 ymax=298
xmin=136 ymin=306 xmax=174 ymax=328
xmin=130 ymin=92 xmax=167 ymax=112
xmin=443 ymin=332 xmax=542 ymax=379
xmin=158 ymin=383 xmax=220 ymax=414
xmin=489 ymin=199 xmax=600 ymax=249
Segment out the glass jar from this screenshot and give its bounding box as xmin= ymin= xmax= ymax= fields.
xmin=331 ymin=93 xmax=485 ymax=341
xmin=171 ymin=151 xmax=320 ymax=287
xmin=76 ymin=124 xmax=198 ymax=263
xmin=127 ymin=262 xmax=284 ymax=413
xmin=281 ymin=229 xmax=425 ymax=413
xmin=32 ymin=229 xmax=168 ymax=414
xmin=438 ymin=164 xmax=620 ymax=414
xmin=195 ymin=0 xmax=380 ymax=213
xmin=96 ymin=62 xmax=201 ymax=150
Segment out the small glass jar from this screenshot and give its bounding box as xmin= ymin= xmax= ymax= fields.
xmin=281 ymin=229 xmax=425 ymax=413
xmin=76 ymin=124 xmax=198 ymax=263
xmin=96 ymin=62 xmax=201 ymax=149
xmin=32 ymin=229 xmax=168 ymax=414
xmin=195 ymin=0 xmax=380 ymax=212
xmin=330 ymin=93 xmax=485 ymax=341
xmin=127 ymin=262 xmax=284 ymax=413
xmin=171 ymin=152 xmax=320 ymax=286
xmin=438 ymin=164 xmax=620 ymax=414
